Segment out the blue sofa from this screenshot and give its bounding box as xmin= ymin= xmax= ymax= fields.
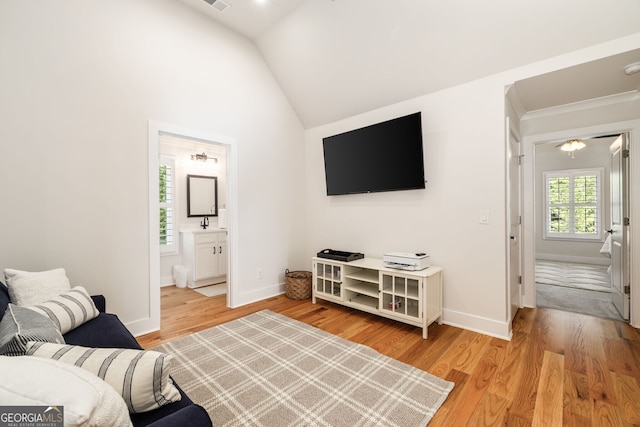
xmin=0 ymin=282 xmax=212 ymax=427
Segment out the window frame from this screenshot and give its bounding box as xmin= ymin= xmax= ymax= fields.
xmin=543 ymin=167 xmax=604 ymax=241
xmin=159 ymin=155 xmax=178 ymax=255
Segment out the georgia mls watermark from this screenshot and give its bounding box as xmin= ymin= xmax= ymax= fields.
xmin=0 ymin=406 xmax=63 ymax=427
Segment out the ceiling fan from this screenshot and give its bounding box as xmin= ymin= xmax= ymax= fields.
xmin=555 ymin=133 xmax=621 ymax=157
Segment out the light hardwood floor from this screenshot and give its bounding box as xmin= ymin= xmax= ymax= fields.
xmin=138 ymin=286 xmax=640 ymax=426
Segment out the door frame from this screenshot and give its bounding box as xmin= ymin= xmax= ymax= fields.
xmin=609 ymin=134 xmax=630 ymax=320
xmin=148 ymin=121 xmax=239 ymax=333
xmin=506 ymin=116 xmax=523 ymax=329
xmin=521 ymin=119 xmax=639 ymax=326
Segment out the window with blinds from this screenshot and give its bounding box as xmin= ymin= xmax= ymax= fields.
xmin=544 ymin=168 xmax=603 ymax=240
xmin=160 ymin=156 xmax=177 ymax=254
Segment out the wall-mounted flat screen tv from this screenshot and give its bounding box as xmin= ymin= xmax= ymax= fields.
xmin=322 ymin=112 xmax=425 ymax=196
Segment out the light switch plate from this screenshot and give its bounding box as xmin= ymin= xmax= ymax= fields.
xmin=480 ymin=210 xmax=490 ymax=224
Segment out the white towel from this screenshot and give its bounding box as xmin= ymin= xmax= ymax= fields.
xmin=600 ymin=234 xmax=612 ymax=258
xmin=218 ymin=208 xmax=227 ymax=229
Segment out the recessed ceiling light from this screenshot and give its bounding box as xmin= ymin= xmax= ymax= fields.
xmin=624 ymin=62 xmax=640 ymax=76
xmin=203 ymin=0 xmax=230 ymax=12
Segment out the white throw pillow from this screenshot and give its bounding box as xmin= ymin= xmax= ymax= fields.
xmin=25 ymin=286 xmax=99 ymax=334
xmin=0 ymin=355 xmax=132 ymax=427
xmin=26 ymin=342 xmax=182 ymax=413
xmin=4 ymin=268 xmax=71 ymax=306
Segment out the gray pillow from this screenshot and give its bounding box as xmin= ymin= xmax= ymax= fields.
xmin=0 ymin=304 xmax=65 ymax=356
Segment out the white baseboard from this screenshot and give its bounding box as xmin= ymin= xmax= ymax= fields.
xmin=231 ymin=282 xmax=286 ymax=308
xmin=160 ymin=275 xmax=175 ymax=287
xmin=228 ymin=287 xmax=514 ymax=340
xmin=441 ymin=308 xmax=512 ymax=340
xmin=126 ymin=317 xmax=159 ymax=337
xmin=138 ymin=282 xmax=513 ymax=340
xmin=536 ymin=253 xmax=611 ymax=266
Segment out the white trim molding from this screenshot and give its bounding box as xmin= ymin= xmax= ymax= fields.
xmin=442 ymin=308 xmax=512 ymax=341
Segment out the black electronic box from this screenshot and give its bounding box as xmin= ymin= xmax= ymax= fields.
xmin=317 ymin=249 xmax=364 ymax=262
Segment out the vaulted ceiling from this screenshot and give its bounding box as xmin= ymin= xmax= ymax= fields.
xmin=182 ymin=0 xmax=640 ymax=128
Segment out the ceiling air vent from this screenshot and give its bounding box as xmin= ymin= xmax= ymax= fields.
xmin=203 ymin=0 xmax=230 ymax=12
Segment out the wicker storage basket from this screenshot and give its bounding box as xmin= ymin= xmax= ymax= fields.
xmin=285 ymin=270 xmax=312 ymax=300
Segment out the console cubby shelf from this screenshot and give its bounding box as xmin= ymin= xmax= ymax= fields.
xmin=312 ymin=257 xmax=443 ymax=339
xmin=346 ymin=292 xmax=378 ymax=310
xmin=345 ymin=269 xmax=379 ymax=283
xmin=344 ymin=283 xmax=378 ymax=297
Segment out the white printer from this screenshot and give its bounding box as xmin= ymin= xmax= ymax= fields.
xmin=383 ymin=252 xmax=430 ymax=271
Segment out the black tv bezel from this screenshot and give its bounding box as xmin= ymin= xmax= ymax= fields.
xmin=322 ymin=112 xmax=425 ymax=196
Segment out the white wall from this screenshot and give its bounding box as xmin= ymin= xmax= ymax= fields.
xmin=0 ymin=0 xmax=306 ymax=335
xmin=1 ymin=0 xmax=638 ymax=339
xmin=305 ymin=35 xmax=640 ymax=339
xmin=160 ymin=136 xmax=228 ymax=229
xmin=305 ymin=77 xmax=511 ymax=338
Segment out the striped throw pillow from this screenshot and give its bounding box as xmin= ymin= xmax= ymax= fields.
xmin=0 ymin=304 xmax=64 ymax=356
xmin=26 ymin=286 xmax=99 ymax=334
xmin=26 ymin=342 xmax=181 ymax=413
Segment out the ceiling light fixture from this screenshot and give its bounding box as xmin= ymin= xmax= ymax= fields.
xmin=560 ymin=139 xmax=586 ymax=158
xmin=191 ymin=152 xmax=218 ymax=163
xmin=623 ymin=61 xmax=640 ymax=76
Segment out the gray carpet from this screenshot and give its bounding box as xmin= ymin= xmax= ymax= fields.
xmin=535 ymin=260 xmax=610 ymax=291
xmin=535 ymin=260 xmax=622 ymax=321
xmin=536 ymin=283 xmax=622 ymax=320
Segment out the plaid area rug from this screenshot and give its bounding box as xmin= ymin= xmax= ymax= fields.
xmin=154 ymin=310 xmax=453 ymax=427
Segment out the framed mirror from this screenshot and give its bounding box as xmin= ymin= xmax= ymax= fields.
xmin=187 ymin=175 xmax=218 ymax=217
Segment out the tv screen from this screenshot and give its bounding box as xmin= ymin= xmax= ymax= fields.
xmin=322 ymin=112 xmax=425 ymax=196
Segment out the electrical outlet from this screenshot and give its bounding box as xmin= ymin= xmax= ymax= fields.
xmin=257 ymin=268 xmax=263 ymax=279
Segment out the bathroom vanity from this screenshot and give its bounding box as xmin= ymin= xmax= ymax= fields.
xmin=180 ymin=229 xmax=227 ymax=288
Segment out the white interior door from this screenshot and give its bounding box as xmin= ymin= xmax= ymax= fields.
xmin=508 ymin=126 xmax=522 ymax=323
xmin=610 ymin=134 xmax=629 ymax=320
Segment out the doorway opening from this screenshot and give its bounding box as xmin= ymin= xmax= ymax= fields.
xmin=533 ymin=133 xmax=629 ymax=321
xmin=158 ymin=133 xmax=229 ymax=298
xmin=148 ymin=121 xmax=238 ymax=334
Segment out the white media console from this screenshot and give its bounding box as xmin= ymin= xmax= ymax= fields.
xmin=312 ymin=257 xmax=443 ymax=339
